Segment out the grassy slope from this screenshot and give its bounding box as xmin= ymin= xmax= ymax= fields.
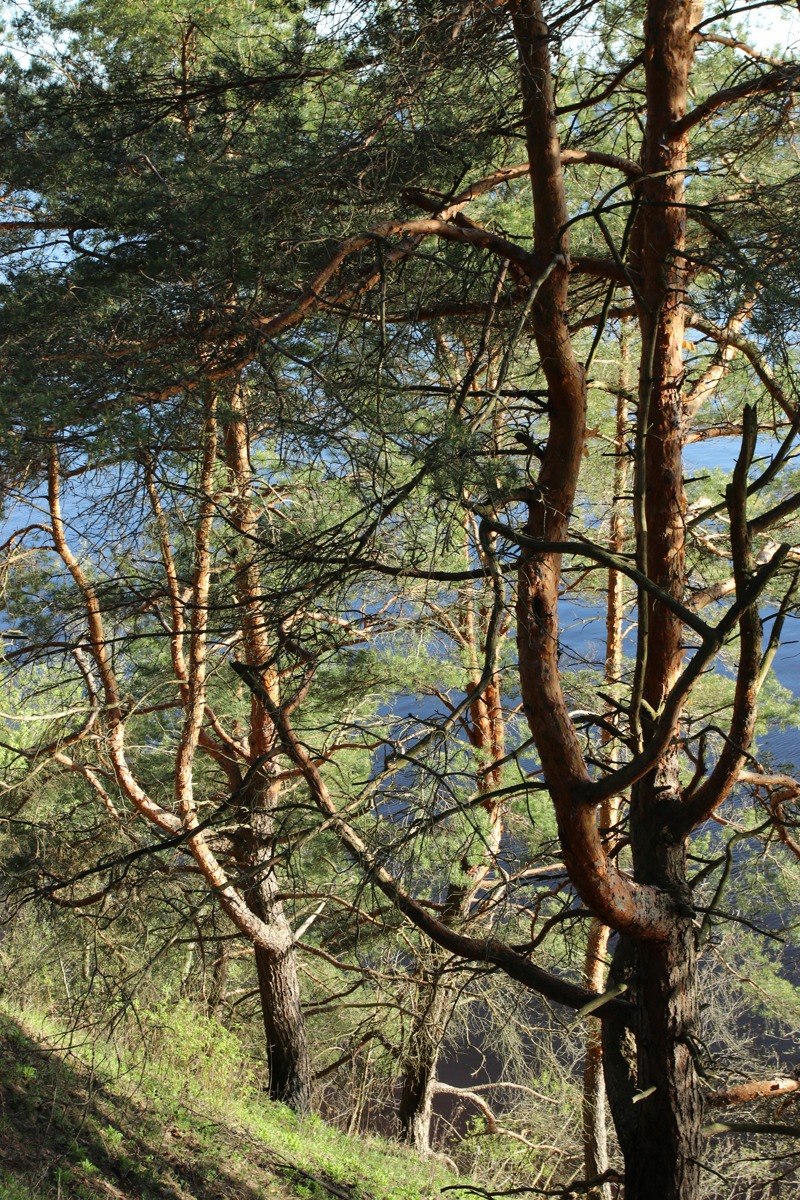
xmin=0 ymin=1011 xmax=473 ymax=1200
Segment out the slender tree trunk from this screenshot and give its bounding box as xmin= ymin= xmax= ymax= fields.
xmin=397 ymin=956 xmax=454 ymax=1154
xmin=180 ymin=940 xmax=196 ymax=996
xmin=398 ymin=513 xmax=505 ymax=1154
xmin=582 ymin=921 xmax=611 ymax=1199
xmin=206 ymin=943 xmax=230 ymax=1018
xmin=582 ymin=323 xmax=631 ymax=1198
xmin=224 ymin=386 xmax=313 ymax=1113
xmin=604 ymin=326 xmax=630 ymax=697
xmin=397 ymin=778 xmax=501 ymax=1153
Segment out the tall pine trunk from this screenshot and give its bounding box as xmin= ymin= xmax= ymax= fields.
xmin=628 ymin=927 xmax=702 ymax=1198
xmin=509 ymin=0 xmax=708 ymax=1192
xmin=225 ymin=386 xmax=313 ymax=1113
xmin=233 ymin=791 xmax=313 ymax=1113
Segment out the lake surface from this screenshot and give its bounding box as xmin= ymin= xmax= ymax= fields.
xmin=559 ymin=435 xmax=800 ymax=768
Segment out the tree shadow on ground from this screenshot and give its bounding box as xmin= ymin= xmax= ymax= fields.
xmin=0 ymin=1013 xmax=345 ymax=1200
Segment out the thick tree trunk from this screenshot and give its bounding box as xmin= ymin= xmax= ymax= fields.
xmin=244 ymin=806 xmax=312 ymax=1112
xmin=397 ymin=1059 xmax=435 ymax=1154
xmin=627 ymin=925 xmax=702 ymax=1199
xmin=508 ymin=0 xmax=708 ymax=1182
xmin=234 ymin=811 xmax=313 ymax=1113
xmin=605 ymin=0 xmax=704 ymax=1192
xmin=624 ymin=781 xmax=703 ymax=1199
xmin=603 ymin=916 xmax=702 ymax=1200
xmin=507 ymin=12 xmax=702 ymax=1190
xmin=254 ymin=938 xmax=312 ymax=1112
xmin=602 ymin=813 xmax=704 ymax=1200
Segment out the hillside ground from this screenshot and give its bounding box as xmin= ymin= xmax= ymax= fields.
xmin=0 ymin=1008 xmax=474 ymax=1200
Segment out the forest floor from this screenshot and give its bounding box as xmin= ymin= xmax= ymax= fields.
xmin=0 ymin=1010 xmax=472 ymax=1200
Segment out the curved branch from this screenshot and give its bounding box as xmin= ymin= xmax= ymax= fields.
xmin=46 ymin=447 xmax=290 ymax=956
xmin=671 ymin=65 xmax=800 ymax=137
xmin=405 ymin=150 xmax=641 ymax=222
xmin=233 ymin=662 xmax=635 ymax=1022
xmin=678 ymin=405 xmax=762 ymax=831
xmin=476 ymin=514 xmax=711 ymax=637
xmin=687 ymin=313 xmax=796 ymax=421
xmin=556 ymin=52 xmax=645 ymax=115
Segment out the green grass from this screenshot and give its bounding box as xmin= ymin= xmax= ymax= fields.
xmin=0 ymin=1006 xmax=475 ymax=1200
